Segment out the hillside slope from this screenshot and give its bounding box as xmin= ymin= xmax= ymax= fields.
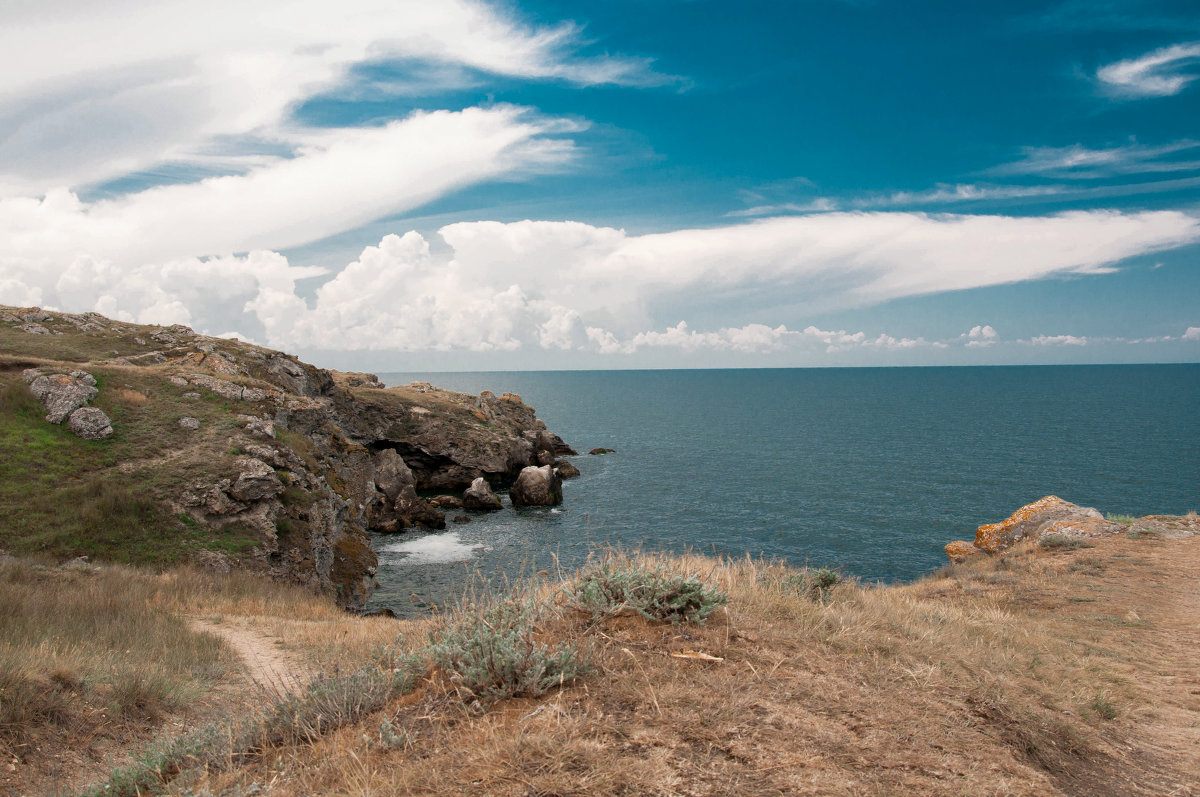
xmin=0 ymin=305 xmax=573 ymax=608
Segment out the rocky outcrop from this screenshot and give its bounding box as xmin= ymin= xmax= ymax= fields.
xmin=945 ymin=496 xmax=1124 ymax=561
xmin=510 ymin=465 xmax=563 ymax=507
xmin=67 ymin=407 xmax=113 ymax=440
xmin=24 ymin=369 xmax=98 ymax=423
xmin=462 ymin=477 xmax=503 ymax=511
xmin=2 ymin=304 xmax=574 ymax=610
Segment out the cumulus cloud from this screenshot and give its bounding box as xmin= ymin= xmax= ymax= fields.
xmin=1029 ymin=334 xmax=1089 ymax=346
xmin=1097 ymin=41 xmax=1200 ymax=98
xmin=963 ymin=324 xmax=998 ymax=347
xmin=1184 ymin=326 xmax=1200 ymax=341
xmin=4 ymin=211 xmax=1199 ymax=355
xmin=0 ymin=0 xmax=664 ymax=196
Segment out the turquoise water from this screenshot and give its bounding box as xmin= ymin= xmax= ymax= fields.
xmin=366 ymin=365 xmax=1199 ymax=614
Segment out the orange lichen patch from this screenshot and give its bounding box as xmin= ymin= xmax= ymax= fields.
xmin=944 ymin=540 xmax=980 ymax=562
xmin=973 ymin=495 xmax=1070 ymax=553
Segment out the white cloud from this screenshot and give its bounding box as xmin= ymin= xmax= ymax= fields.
xmin=0 ymin=105 xmax=576 ymax=279
xmin=989 ymin=140 xmax=1200 ymax=178
xmin=963 ymin=324 xmax=998 ymax=347
xmin=1097 ymin=41 xmax=1200 ymax=98
xmin=1183 ymin=326 xmax=1200 ymax=341
xmin=0 ymin=0 xmax=664 ymax=197
xmin=1029 ymin=334 xmax=1089 ymax=346
xmin=4 ymin=211 xmax=1199 ymax=355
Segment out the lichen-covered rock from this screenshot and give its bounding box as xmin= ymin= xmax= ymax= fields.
xmin=179 ymin=416 xmax=200 ymax=430
xmin=1036 ymin=515 xmax=1123 ymax=544
xmin=509 ymin=465 xmax=563 ymax=507
xmin=462 ymin=477 xmax=502 ymax=510
xmin=236 ymin=414 xmax=276 ymax=439
xmin=974 ymin=496 xmax=1109 ymax=553
xmin=229 ymin=458 xmax=283 ymax=502
xmin=66 ymin=407 xmax=113 ymax=439
xmin=26 ymin=371 xmax=99 ymax=423
xmin=944 ymin=540 xmax=980 ymax=562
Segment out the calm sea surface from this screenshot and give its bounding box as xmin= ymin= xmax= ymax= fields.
xmin=366 ymin=365 xmax=1199 ymax=614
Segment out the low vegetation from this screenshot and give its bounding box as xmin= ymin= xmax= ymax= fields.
xmin=3 ymin=528 xmax=1198 ymax=795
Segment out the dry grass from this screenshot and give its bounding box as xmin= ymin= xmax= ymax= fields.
xmin=8 ymin=532 xmax=1200 ymax=796
xmin=170 ymin=537 xmax=1200 ymax=797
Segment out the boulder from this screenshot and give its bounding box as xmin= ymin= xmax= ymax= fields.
xmin=509 ymin=465 xmax=562 ymax=507
xmin=393 ymin=485 xmax=446 ymax=530
xmin=554 ymin=460 xmax=581 ymax=479
xmin=229 ymin=458 xmax=283 ymax=502
xmin=588 ymin=447 xmax=615 ymax=455
xmin=943 ymin=540 xmax=980 ymax=562
xmin=452 ymin=515 xmax=471 ymax=524
xmin=373 ymin=449 xmax=414 ymax=501
xmin=179 ymin=416 xmax=200 ymax=430
xmin=945 ymin=496 xmax=1124 ymax=561
xmin=236 ymin=414 xmax=276 ymax=439
xmin=974 ymin=496 xmax=1115 ymax=553
xmin=462 ymin=477 xmax=503 ymax=511
xmin=429 ymin=494 xmax=464 ymax=509
xmin=26 ymin=371 xmax=99 ymax=423
xmin=67 ymin=407 xmax=113 ymax=440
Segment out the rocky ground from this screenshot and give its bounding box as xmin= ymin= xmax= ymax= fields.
xmin=0 ymin=305 xmax=575 ymax=608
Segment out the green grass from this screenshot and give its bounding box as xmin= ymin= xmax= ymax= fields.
xmin=1105 ymin=514 xmax=1138 ymax=526
xmin=0 ymin=373 xmax=258 ymax=564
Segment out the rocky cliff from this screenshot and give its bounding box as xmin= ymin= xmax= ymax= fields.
xmin=0 ymin=305 xmax=575 ymax=609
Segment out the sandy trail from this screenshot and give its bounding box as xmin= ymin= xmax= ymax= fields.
xmin=189 ymin=617 xmax=309 ymax=695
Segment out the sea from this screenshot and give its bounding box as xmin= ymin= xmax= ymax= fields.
xmin=365 ymin=365 xmax=1199 ymax=615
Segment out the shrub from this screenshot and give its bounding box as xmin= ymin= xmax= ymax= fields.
xmin=429 ymin=595 xmax=587 ymax=707
xmin=570 ymin=560 xmax=728 ymax=624
xmin=1038 ymin=533 xmax=1094 ymax=551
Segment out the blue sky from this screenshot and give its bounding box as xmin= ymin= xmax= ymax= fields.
xmin=1 ymin=0 xmax=1198 ymax=369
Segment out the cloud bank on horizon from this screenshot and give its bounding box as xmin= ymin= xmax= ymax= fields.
xmin=1 ymin=0 xmax=1198 ymax=368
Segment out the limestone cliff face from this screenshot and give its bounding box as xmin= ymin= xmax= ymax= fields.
xmin=0 ymin=305 xmax=573 ymax=609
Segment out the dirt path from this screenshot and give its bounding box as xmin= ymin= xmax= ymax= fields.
xmin=189 ymin=617 xmax=309 ymax=695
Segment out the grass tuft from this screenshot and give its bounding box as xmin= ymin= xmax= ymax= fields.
xmin=429 ymin=592 xmax=588 ymax=707
xmin=1038 ymin=533 xmax=1095 ymax=551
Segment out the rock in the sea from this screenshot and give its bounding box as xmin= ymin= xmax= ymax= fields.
xmin=67 ymin=407 xmax=113 ymax=440
xmin=945 ymin=496 xmax=1123 ymax=560
xmin=393 ymin=485 xmax=446 ymax=529
xmin=462 ymin=477 xmax=503 ymax=510
xmin=229 ymin=458 xmax=283 ymax=502
xmin=26 ymin=370 xmax=99 ymax=423
xmin=509 ymin=465 xmax=563 ymax=507
xmin=588 ymin=447 xmax=615 ymax=455
xmin=554 ymin=460 xmax=581 ymax=479
xmin=429 ymin=494 xmax=464 ymax=508
xmin=452 ymin=515 xmax=471 ymax=524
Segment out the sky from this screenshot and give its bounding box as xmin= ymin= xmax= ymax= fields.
xmin=1 ymin=0 xmax=1199 ymax=370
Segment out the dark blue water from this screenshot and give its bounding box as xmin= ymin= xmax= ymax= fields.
xmin=366 ymin=365 xmax=1199 ymax=614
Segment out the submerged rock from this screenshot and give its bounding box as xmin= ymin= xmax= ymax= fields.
xmin=509 ymin=465 xmax=563 ymax=507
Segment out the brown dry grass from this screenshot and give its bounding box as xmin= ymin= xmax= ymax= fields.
xmin=161 ymin=533 xmax=1200 ymax=797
